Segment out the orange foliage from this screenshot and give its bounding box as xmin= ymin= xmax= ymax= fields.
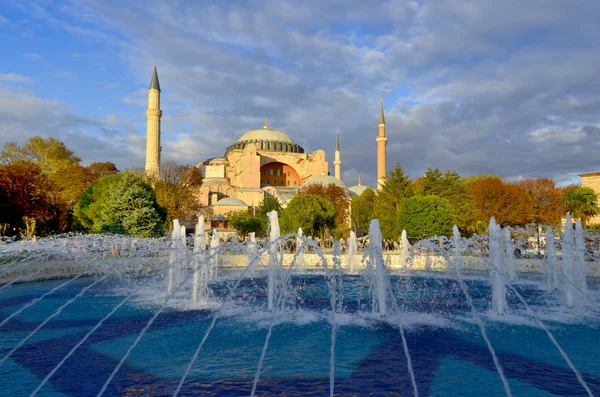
xmin=465 ymin=177 xmax=530 ymax=226
xmin=515 ymin=178 xmax=565 ymax=225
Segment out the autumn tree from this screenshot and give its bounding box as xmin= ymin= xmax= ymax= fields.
xmin=351 ymin=187 xmax=376 ymax=236
xmin=465 ymin=177 xmax=530 ymax=227
xmin=0 ymin=161 xmax=50 ymax=235
xmin=0 ymin=137 xmax=81 ymax=175
xmin=564 ymin=186 xmax=600 ymax=228
xmin=280 ymin=194 xmax=336 ymax=238
xmin=516 ymin=178 xmax=564 ymax=225
xmin=298 ymin=183 xmax=349 ymax=238
xmin=153 ymin=160 xmax=203 ymax=223
xmin=373 ymin=164 xmax=414 ymax=239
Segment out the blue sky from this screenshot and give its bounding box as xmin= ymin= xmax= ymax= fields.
xmin=1 ymin=0 xmax=600 ymax=187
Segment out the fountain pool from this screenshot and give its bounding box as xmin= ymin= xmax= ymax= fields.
xmin=0 ymin=217 xmax=599 ymax=396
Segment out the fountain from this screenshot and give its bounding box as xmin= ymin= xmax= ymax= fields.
xmin=347 ymin=230 xmax=357 ymax=273
xmin=0 ymin=214 xmax=598 ymax=397
xmin=489 ymin=217 xmax=508 ymax=315
xmin=544 ymin=227 xmax=560 ymax=290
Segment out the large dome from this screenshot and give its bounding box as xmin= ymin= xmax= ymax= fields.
xmin=237 ymin=127 xmax=295 ymax=144
xmin=226 ymin=122 xmax=305 ymax=155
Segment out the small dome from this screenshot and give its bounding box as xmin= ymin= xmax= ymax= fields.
xmin=213 ymin=197 xmax=248 ymax=207
xmin=349 ymin=184 xmax=369 ymax=197
xmin=304 ymin=175 xmax=351 ymax=197
xmin=237 ymin=127 xmax=295 ymax=144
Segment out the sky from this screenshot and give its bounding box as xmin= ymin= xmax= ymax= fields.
xmin=1 ymin=0 xmax=599 ymax=188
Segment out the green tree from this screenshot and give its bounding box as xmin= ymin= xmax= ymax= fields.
xmin=564 ymin=186 xmax=600 ymax=228
xmin=299 ymin=183 xmax=349 ymax=238
xmin=74 ymin=173 xmax=123 ymax=233
xmin=101 ymin=173 xmax=166 ymax=237
xmin=256 ymin=197 xmax=283 ymax=235
xmin=373 ymin=163 xmax=414 ymax=239
xmin=75 ymin=172 xmax=166 ymax=237
xmin=280 ymin=194 xmax=336 ymax=238
xmin=350 ymin=187 xmax=376 ymax=236
xmin=1 ymin=137 xmax=81 ymax=175
xmin=227 ymin=210 xmax=262 ymax=239
xmin=398 ymin=195 xmax=455 ymax=238
xmin=416 ymin=167 xmax=473 ymax=233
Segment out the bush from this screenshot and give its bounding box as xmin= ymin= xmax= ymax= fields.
xmin=398 ymin=195 xmax=455 ymax=238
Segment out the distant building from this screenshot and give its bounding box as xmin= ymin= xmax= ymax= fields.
xmin=144 ymin=63 xmax=387 ymax=225
xmin=579 ymin=171 xmax=600 ymax=225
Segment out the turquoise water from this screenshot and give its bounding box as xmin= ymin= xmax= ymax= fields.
xmin=0 ymin=274 xmax=599 ymax=396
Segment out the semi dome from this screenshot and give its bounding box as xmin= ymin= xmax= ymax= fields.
xmin=303 ymin=175 xmax=351 ymax=197
xmin=226 ymin=121 xmax=305 ymax=155
xmin=213 ymin=197 xmax=248 ymax=207
xmin=349 ymin=184 xmax=369 ymax=197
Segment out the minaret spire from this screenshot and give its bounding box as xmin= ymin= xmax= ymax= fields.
xmin=358 ymin=174 xmax=362 ymax=185
xmin=145 ymin=62 xmax=162 ymax=180
xmin=263 ymin=116 xmax=269 ymax=129
xmin=376 ymin=96 xmax=387 ymax=189
xmin=334 ymin=130 xmax=342 ymax=180
xmin=379 ymin=95 xmax=385 ymax=125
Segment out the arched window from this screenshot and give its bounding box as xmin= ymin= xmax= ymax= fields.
xmin=218 ymin=185 xmax=223 ymax=194
xmin=226 ymin=188 xmax=232 ymax=196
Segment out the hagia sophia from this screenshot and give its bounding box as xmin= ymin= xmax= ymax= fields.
xmin=144 ymin=63 xmax=384 ymax=219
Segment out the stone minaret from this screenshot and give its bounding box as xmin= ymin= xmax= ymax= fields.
xmin=376 ymin=96 xmax=387 ymax=189
xmin=334 ymin=130 xmax=342 ymax=180
xmin=145 ymin=61 xmax=162 ymax=180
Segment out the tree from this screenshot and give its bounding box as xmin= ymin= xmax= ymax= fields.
xmin=75 ymin=173 xmax=123 ymax=233
xmin=87 ymin=162 xmax=119 ymax=178
xmin=373 ymin=163 xmax=414 ymax=239
xmin=279 ymin=194 xmax=336 ymax=238
xmin=0 ymin=161 xmax=50 ymax=235
xmin=398 ymin=195 xmax=455 ymax=238
xmin=351 ymin=187 xmax=376 ymax=236
xmin=256 ymin=197 xmax=283 ymax=235
xmin=465 ymin=177 xmax=530 ymax=227
xmin=516 ymin=178 xmax=564 ymax=225
xmin=299 ymin=183 xmax=349 ymax=238
xmin=564 ymin=186 xmax=600 ymax=228
xmin=75 ymin=172 xmax=167 ymax=236
xmin=101 ymin=173 xmax=166 ymax=237
xmin=154 ymin=162 xmax=203 ymax=223
xmin=1 ymin=137 xmax=81 ymax=175
xmin=227 ymin=210 xmax=262 ymax=239
xmin=416 ymin=167 xmax=474 ymax=233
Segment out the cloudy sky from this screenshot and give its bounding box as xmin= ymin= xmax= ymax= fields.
xmin=1 ymin=0 xmax=599 ymax=187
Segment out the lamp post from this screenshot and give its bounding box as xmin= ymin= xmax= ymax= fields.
xmin=533 ymin=204 xmax=541 ymax=257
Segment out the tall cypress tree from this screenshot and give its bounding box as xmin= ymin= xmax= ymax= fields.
xmin=372 ymin=163 xmax=414 ymax=239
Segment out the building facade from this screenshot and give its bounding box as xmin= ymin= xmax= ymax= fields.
xmin=144 ymin=64 xmax=387 ymax=220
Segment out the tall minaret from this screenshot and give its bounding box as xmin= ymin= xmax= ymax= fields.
xmin=145 ymin=61 xmax=162 ymax=180
xmin=376 ymin=96 xmax=387 ymax=189
xmin=334 ymin=130 xmax=342 ymax=180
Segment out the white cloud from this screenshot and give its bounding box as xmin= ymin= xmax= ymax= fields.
xmin=0 ymin=74 xmax=33 ymax=84
xmin=23 ymin=53 xmax=43 ymax=61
